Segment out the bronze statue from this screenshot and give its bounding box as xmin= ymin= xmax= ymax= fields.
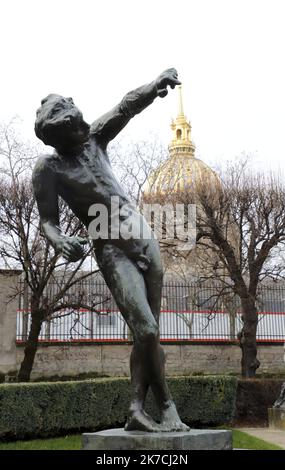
xmin=32 ymin=69 xmax=189 ymax=432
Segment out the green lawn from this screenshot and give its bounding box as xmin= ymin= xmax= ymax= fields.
xmin=232 ymin=429 xmax=282 ymax=450
xmin=0 ymin=434 xmax=82 ymax=450
xmin=0 ymin=430 xmax=282 ymax=450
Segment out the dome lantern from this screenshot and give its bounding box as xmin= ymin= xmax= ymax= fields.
xmin=169 ymin=86 xmax=195 ymax=158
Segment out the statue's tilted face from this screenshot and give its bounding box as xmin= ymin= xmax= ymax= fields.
xmin=35 ymin=94 xmax=90 ymax=151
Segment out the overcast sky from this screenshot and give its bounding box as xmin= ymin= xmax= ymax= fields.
xmin=1 ymin=0 xmax=285 ymax=175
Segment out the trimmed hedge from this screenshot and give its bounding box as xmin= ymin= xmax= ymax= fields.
xmin=0 ymin=376 xmax=237 ymax=440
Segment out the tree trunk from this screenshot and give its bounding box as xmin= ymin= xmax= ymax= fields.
xmin=238 ymin=298 xmax=260 ymax=378
xmin=18 ymin=303 xmax=44 ymax=382
xmin=229 ymin=311 xmax=236 ymax=340
xmin=225 ymin=301 xmax=237 ymax=341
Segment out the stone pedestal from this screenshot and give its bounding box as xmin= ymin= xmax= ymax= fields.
xmin=82 ymin=428 xmax=232 ymax=450
xmin=268 ymin=408 xmax=285 ymax=430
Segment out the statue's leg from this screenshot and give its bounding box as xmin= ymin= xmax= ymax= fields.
xmin=143 ymin=241 xmax=189 ymax=431
xmin=95 ymin=243 xmax=165 ymax=431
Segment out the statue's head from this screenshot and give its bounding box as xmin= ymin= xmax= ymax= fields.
xmin=35 ymin=94 xmax=90 ymax=150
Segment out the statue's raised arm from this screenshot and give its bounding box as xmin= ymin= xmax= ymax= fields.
xmin=91 ymin=68 xmax=181 ymax=148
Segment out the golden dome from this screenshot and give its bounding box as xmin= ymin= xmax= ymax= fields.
xmin=143 ymin=86 xmax=220 ymax=199
xmin=143 ymin=154 xmax=220 ymax=196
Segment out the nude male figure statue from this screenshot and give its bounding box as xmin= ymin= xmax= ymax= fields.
xmin=32 ymin=68 xmax=189 ymax=432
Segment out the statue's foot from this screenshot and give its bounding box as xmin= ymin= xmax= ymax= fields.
xmin=160 ymin=401 xmax=190 ymax=432
xmin=125 ymin=409 xmax=161 ymax=432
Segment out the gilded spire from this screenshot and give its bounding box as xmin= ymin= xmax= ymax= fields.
xmin=142 ymin=85 xmax=220 ymax=200
xmin=169 ymin=86 xmax=195 ymax=158
xmin=178 ymin=85 xmax=184 ymax=116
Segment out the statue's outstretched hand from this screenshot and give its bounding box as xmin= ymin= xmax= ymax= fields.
xmin=156 ymin=68 xmax=181 ymax=98
xmin=60 ymin=236 xmax=88 ymax=262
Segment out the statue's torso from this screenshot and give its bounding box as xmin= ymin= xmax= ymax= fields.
xmin=54 ymin=139 xmax=129 ymax=220
xmin=46 ymin=138 xmax=155 ymax=259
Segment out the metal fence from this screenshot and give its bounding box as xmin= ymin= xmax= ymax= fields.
xmin=16 ymin=279 xmax=285 ymax=344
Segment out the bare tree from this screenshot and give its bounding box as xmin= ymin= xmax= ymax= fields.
xmin=143 ymin=155 xmax=285 ymax=377
xmin=190 ymin=159 xmax=285 ymax=377
xmin=0 ymin=121 xmax=101 ymax=381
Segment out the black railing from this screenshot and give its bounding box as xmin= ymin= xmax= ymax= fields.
xmin=16 ymin=279 xmax=285 ymax=343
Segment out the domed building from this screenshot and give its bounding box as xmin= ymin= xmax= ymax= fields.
xmin=143 ymin=86 xmax=220 ymax=202
xmin=142 ymin=87 xmax=222 ymax=280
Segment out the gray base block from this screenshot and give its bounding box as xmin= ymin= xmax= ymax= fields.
xmin=268 ymin=407 xmax=285 ymax=430
xmin=82 ymin=428 xmax=232 ymax=450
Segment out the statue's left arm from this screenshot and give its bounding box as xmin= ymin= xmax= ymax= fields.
xmin=90 ymin=68 xmax=181 ymax=148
